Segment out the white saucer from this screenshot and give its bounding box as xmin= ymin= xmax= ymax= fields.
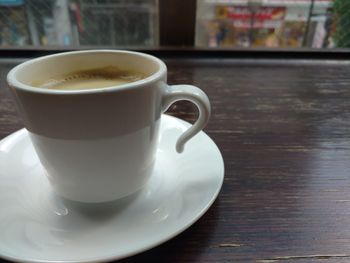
xmin=0 ymin=115 xmax=224 ymax=263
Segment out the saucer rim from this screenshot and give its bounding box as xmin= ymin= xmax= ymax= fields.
xmin=0 ymin=114 xmax=225 ymax=263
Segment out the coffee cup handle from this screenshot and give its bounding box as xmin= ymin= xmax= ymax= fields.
xmin=162 ymin=84 xmax=211 ymax=153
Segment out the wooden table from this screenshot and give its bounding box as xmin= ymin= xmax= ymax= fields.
xmin=1 ymin=57 xmax=350 ymax=262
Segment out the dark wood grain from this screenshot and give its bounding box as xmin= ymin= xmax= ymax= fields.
xmin=2 ymin=58 xmax=350 ymax=262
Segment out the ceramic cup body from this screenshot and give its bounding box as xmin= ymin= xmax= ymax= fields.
xmin=7 ymin=50 xmax=210 ymax=203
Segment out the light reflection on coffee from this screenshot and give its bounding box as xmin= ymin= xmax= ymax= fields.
xmin=35 ymin=66 xmax=146 ymax=90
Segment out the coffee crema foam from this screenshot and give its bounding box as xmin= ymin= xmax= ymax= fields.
xmin=35 ymin=66 xmax=146 ymax=90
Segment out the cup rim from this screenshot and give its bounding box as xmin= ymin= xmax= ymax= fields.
xmin=7 ymin=50 xmax=167 ymax=95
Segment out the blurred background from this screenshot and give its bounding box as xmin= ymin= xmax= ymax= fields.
xmin=0 ymin=0 xmax=348 ymax=50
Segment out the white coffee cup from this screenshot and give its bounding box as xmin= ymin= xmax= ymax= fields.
xmin=7 ymin=50 xmax=210 ymax=203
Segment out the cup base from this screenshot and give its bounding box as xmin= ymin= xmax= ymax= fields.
xmin=45 ymin=164 xmax=155 ymax=203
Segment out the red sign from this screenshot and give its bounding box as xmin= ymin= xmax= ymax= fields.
xmin=225 ymin=6 xmax=286 ymax=21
